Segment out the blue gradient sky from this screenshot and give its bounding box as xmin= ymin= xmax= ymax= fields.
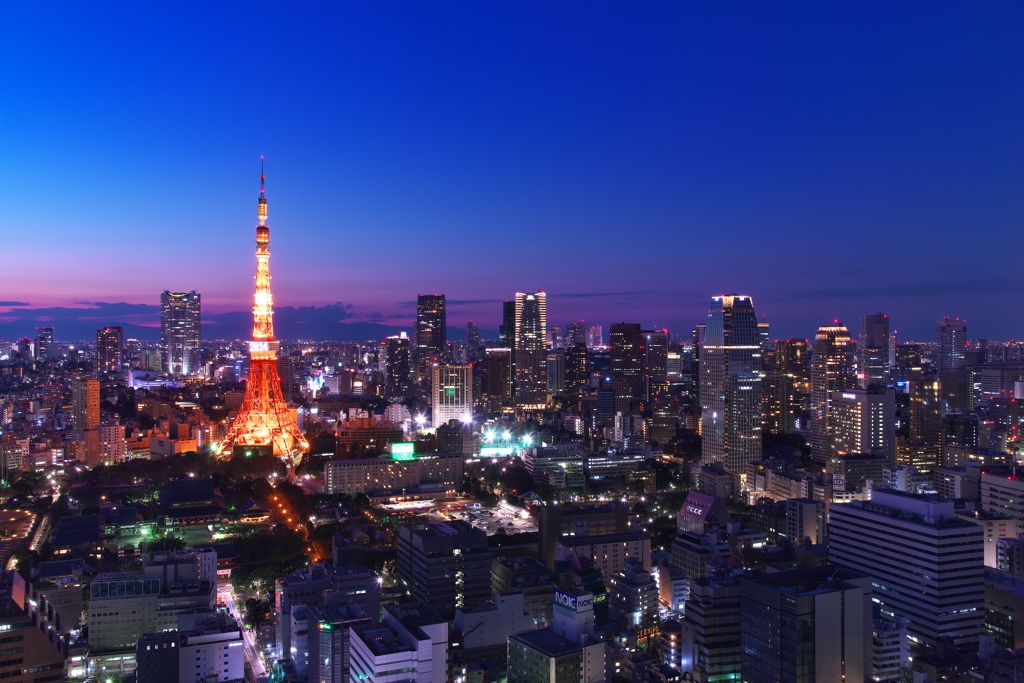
xmin=2 ymin=2 xmax=1022 ymax=341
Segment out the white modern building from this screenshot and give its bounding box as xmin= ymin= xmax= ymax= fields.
xmin=828 ymin=489 xmax=984 ymax=648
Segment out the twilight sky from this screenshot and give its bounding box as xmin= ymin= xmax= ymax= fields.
xmin=1 ymin=2 xmax=1022 ymax=342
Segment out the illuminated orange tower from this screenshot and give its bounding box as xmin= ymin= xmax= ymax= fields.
xmin=216 ymin=161 xmax=309 ymax=459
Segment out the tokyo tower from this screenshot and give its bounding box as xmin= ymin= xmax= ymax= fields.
xmin=215 ymin=161 xmax=309 ymax=459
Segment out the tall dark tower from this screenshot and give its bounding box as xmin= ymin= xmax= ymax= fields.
xmin=216 ymin=161 xmax=309 ymax=459
xmin=415 ymin=295 xmax=446 ymax=382
xmin=514 ymin=290 xmax=547 ymax=409
xmin=859 ymin=313 xmax=890 ymax=388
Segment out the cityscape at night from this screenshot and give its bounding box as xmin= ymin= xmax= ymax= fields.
xmin=1 ymin=3 xmax=1022 ymax=683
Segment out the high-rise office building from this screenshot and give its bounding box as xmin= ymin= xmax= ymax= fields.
xmin=678 ymin=574 xmax=742 ymax=681
xmin=500 ymin=301 xmax=516 ymax=348
xmin=829 ymin=387 xmax=896 ymax=462
xmin=859 ymin=313 xmax=890 ymax=388
xmin=567 ymin=321 xmax=586 ymax=345
xmin=643 ymin=328 xmax=669 ymax=401
xmin=466 ymin=321 xmax=481 ymax=361
xmin=809 ymin=323 xmax=855 ymax=463
xmin=610 ymin=323 xmax=644 ymax=401
xmin=160 ymin=290 xmax=201 ymax=376
xmin=515 ymin=290 xmax=547 ymax=409
xmin=72 ymin=378 xmax=101 ymax=430
xmin=34 ymin=326 xmax=53 ymax=360
xmin=416 ymin=295 xmax=446 ymax=382
xmin=384 ymin=333 xmax=412 ymax=397
xmin=937 ymin=317 xmax=967 ymax=370
xmin=397 ymin=521 xmax=492 ymax=620
xmin=306 ymin=603 xmax=371 ymax=683
xmin=96 ymin=326 xmax=124 ymax=373
xmin=740 ymin=566 xmax=871 ymax=683
xmin=829 ymin=490 xmax=984 ymax=648
xmin=430 ymin=364 xmax=472 ymax=428
xmin=699 ymin=295 xmax=762 ymax=476
xmin=546 ymin=350 xmax=566 ymax=395
xmin=565 ymin=343 xmax=589 ymax=394
xmin=484 ymin=347 xmax=513 ymax=412
xmin=775 ymin=338 xmax=809 ymax=392
xmin=905 ymin=366 xmax=942 ymax=473
xmin=586 ymin=324 xmax=603 ymax=349
xmin=0 ymin=572 xmax=65 ymax=683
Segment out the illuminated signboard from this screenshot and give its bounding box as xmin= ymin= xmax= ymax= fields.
xmin=391 ymin=442 xmax=417 ymax=461
xmin=841 ymin=393 xmax=857 ymax=400
xmin=479 ymin=445 xmax=515 ymax=458
xmin=553 ymin=589 xmax=593 ymax=613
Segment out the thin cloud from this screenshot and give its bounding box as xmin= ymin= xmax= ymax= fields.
xmin=0 ymin=301 xmax=30 ymax=307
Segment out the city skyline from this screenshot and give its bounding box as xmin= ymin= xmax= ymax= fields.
xmin=1 ymin=3 xmax=1022 ymax=341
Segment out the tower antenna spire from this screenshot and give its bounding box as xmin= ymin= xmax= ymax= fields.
xmin=260 ymin=156 xmax=265 ymax=194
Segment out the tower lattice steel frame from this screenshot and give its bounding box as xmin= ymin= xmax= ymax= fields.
xmin=216 ymin=161 xmax=309 ymax=459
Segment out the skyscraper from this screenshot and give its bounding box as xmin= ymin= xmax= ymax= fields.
xmin=699 ymin=295 xmax=762 ymax=475
xmin=740 ymin=566 xmax=871 ymax=683
xmin=72 ymin=378 xmax=101 ymax=430
xmin=937 ymin=317 xmax=967 ymax=370
xmin=905 ymin=366 xmax=942 ymax=473
xmin=430 ymin=364 xmax=472 ymax=428
xmin=484 ymin=347 xmax=513 ymax=412
xmin=160 ymin=291 xmax=201 ymax=375
xmin=567 ymin=320 xmax=586 ymax=346
xmin=96 ymin=326 xmax=123 ymax=373
xmin=829 ymin=387 xmax=896 ymax=462
xmin=565 ymin=342 xmax=589 ymax=394
xmin=809 ymin=323 xmax=856 ymax=463
xmin=415 ymin=295 xmax=446 ymax=382
xmin=610 ymin=323 xmax=644 ymax=401
xmin=215 ymin=162 xmax=309 ymax=459
xmin=859 ymin=313 xmax=890 ymax=388
xmin=499 ymin=300 xmax=516 ymax=348
xmin=514 ymin=290 xmax=547 ymax=409
xmin=34 ymin=327 xmax=53 ymax=361
xmin=384 ymin=333 xmax=412 ymax=397
xmin=466 ymin=321 xmax=480 ymax=362
xmin=643 ymin=328 xmax=669 ymax=400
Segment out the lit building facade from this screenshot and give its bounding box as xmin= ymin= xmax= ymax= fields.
xmin=809 ymin=323 xmax=855 ymax=463
xmin=829 ymin=490 xmax=984 ymax=648
xmin=937 ymin=317 xmax=967 ymax=370
xmin=515 ymin=290 xmax=548 ymax=409
xmin=430 ymin=364 xmax=472 ymax=428
xmin=160 ymin=291 xmax=200 ymax=376
xmin=416 ymin=294 xmax=446 ymax=382
xmin=699 ymin=294 xmax=762 ymax=476
xmin=96 ymin=326 xmax=124 ymax=373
